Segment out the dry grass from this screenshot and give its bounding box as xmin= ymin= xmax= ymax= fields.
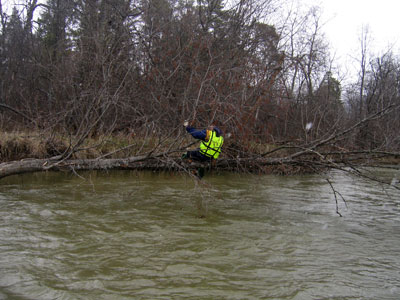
xmin=0 ymin=129 xmax=298 ymax=164
xmin=0 ymin=130 xmax=175 ymax=162
xmin=0 ymin=131 xmax=47 ymax=161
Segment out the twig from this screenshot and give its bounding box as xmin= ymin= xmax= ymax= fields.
xmin=326 ymin=178 xmax=347 ymax=217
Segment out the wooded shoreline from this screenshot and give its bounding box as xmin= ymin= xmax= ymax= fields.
xmin=1 ymin=130 xmax=399 ymax=181
xmin=1 ymin=0 xmax=400 ymax=204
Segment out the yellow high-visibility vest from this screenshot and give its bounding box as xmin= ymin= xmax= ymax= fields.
xmin=199 ymin=130 xmax=224 ymax=159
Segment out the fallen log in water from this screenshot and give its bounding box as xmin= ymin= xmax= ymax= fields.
xmin=1 ymin=147 xmax=399 ymax=184
xmin=1 ymin=105 xmax=399 ymax=180
xmin=0 ymin=153 xmax=317 ymax=180
xmin=0 ymin=155 xmax=148 ymax=179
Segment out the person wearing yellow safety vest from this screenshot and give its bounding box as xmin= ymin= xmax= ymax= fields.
xmin=182 ymin=121 xmax=224 ymax=162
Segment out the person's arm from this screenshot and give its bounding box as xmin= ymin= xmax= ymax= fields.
xmin=186 ymin=126 xmax=207 ymax=141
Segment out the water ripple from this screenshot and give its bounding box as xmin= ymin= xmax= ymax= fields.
xmin=0 ymin=171 xmax=399 ymax=299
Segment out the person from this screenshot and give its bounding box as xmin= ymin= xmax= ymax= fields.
xmin=182 ymin=121 xmax=224 ymax=162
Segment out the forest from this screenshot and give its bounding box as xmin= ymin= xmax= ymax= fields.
xmin=0 ymin=0 xmax=399 ymax=190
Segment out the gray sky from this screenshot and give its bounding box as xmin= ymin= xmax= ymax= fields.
xmin=302 ymin=0 xmax=400 ymax=78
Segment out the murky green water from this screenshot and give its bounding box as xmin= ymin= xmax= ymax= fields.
xmin=0 ymin=169 xmax=400 ymax=299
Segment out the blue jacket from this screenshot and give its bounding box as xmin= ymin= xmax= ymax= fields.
xmin=186 ymin=126 xmax=222 ymax=141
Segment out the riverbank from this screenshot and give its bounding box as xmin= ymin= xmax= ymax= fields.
xmin=0 ymin=130 xmax=283 ymax=162
xmin=0 ymin=129 xmax=314 ymax=179
xmin=1 ymin=130 xmax=399 ymax=180
xmin=0 ymin=130 xmax=162 ymax=162
xmin=2 ymin=130 xmax=400 ymax=164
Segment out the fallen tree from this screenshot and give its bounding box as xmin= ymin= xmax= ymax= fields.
xmin=0 ymin=151 xmax=315 ymax=179
xmin=2 ymin=143 xmax=399 ymax=219
xmin=1 ymin=143 xmax=399 ymax=182
xmin=1 ymin=106 xmax=399 ymax=199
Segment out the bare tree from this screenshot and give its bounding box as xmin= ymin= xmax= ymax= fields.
xmin=0 ymin=0 xmax=399 ymax=200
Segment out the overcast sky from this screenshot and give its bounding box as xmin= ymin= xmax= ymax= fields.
xmin=301 ymin=0 xmax=400 ymax=78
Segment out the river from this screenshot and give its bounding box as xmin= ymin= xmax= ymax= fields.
xmin=0 ymin=169 xmax=399 ymax=299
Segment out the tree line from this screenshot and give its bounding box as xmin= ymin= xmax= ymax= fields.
xmin=0 ymin=0 xmax=399 ymax=163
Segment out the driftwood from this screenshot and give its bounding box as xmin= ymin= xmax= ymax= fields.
xmin=0 ymin=155 xmax=149 ymax=179
xmin=0 ymin=154 xmax=286 ymax=180
xmin=1 ymin=150 xmax=398 ymax=180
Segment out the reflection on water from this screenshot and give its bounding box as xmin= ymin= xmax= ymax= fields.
xmin=0 ymin=170 xmax=399 ymax=299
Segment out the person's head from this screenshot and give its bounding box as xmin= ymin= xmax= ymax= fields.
xmin=208 ymin=124 xmax=222 ymax=137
